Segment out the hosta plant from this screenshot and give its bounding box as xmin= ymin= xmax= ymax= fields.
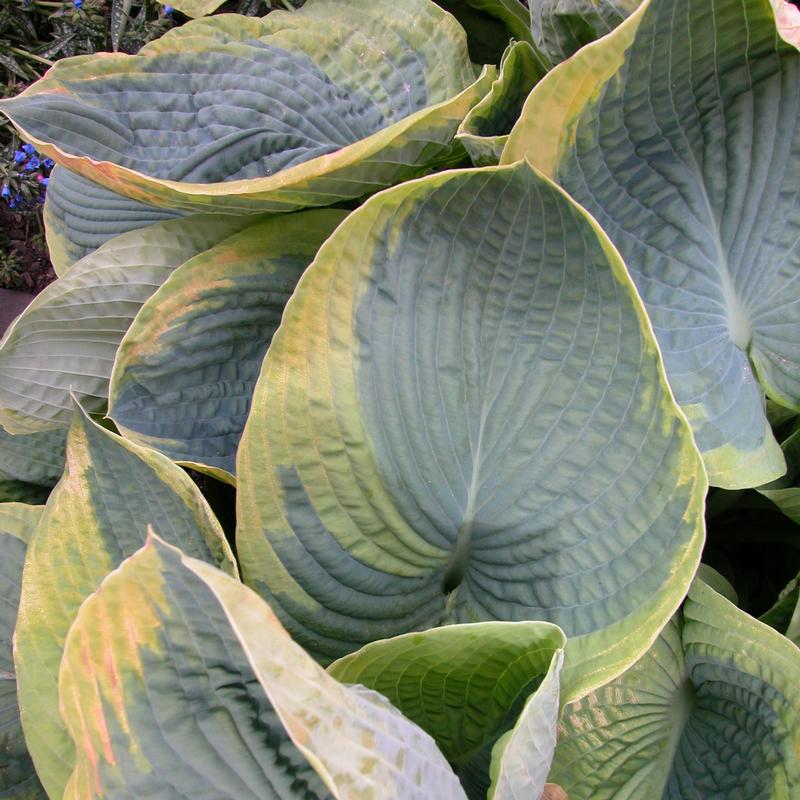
xmin=0 ymin=0 xmax=799 ymax=798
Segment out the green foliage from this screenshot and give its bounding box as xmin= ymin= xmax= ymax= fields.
xmin=0 ymin=0 xmax=799 ymax=797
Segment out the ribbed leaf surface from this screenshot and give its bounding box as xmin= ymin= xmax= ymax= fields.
xmin=0 ymin=215 xmax=255 ymax=434
xmin=505 ymin=0 xmax=800 ymax=487
xmin=236 ymin=161 xmax=706 ymax=702
xmin=14 ymin=409 xmax=236 ymax=799
xmin=109 ymin=210 xmax=347 ymax=481
xmin=0 ymin=0 xmax=492 ymax=214
xmin=44 ymin=167 xmax=183 ymax=274
xmin=60 ymin=535 xmax=467 ymax=799
xmin=0 ymin=504 xmax=45 ymax=800
xmin=549 ymin=580 xmax=800 ymax=798
xmin=529 ymin=0 xmax=639 ymax=66
xmin=0 ymin=427 xmax=66 ymax=487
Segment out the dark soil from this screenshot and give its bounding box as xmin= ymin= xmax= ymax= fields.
xmin=0 ymin=205 xmax=56 ymax=294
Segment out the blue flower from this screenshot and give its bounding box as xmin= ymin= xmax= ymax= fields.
xmin=24 ymin=157 xmax=41 ymax=171
xmin=21 ymin=143 xmax=35 ymax=156
xmin=41 ymin=177 xmax=49 ymax=187
xmin=13 ymin=150 xmax=26 ymax=164
xmin=163 ymin=4 xmax=174 ymax=15
xmin=43 ymin=158 xmax=55 ymax=170
xmin=1 ymin=184 xmax=9 ymax=199
xmin=73 ymin=0 xmax=83 ymax=8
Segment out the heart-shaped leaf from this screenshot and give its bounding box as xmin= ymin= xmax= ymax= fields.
xmin=0 ymin=214 xmax=256 ymax=434
xmin=15 ymin=408 xmax=236 ymax=798
xmin=0 ymin=0 xmax=494 ymax=214
xmin=60 ymin=533 xmax=467 ymax=799
xmin=504 ymin=0 xmax=800 ymax=488
xmin=0 ymin=503 xmax=45 ymax=800
xmin=548 ymin=578 xmax=800 ymax=798
xmin=236 ymin=160 xmax=706 ymax=703
xmin=109 ymin=209 xmax=348 ymax=482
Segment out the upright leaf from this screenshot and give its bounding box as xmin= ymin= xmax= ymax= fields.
xmin=14 ymin=408 xmax=236 ymax=799
xmin=549 ymin=580 xmax=800 ymax=798
xmin=487 ymin=650 xmax=563 ymax=800
xmin=504 ymin=0 xmax=800 ymax=488
xmin=0 ymin=214 xmax=255 ymax=434
xmin=236 ymin=161 xmax=706 ymax=703
xmin=109 ymin=210 xmax=348 ymax=481
xmin=0 ymin=504 xmax=45 ymax=800
xmin=0 ymin=0 xmax=493 ymax=214
xmin=330 ymin=621 xmax=565 ymax=796
xmin=60 ymin=535 xmax=467 ymax=799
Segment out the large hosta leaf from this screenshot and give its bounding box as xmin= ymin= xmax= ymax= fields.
xmin=330 ymin=622 xmax=565 ymax=797
xmin=0 ymin=0 xmax=494 ymax=214
xmin=14 ymin=408 xmax=236 ymax=799
xmin=236 ymin=161 xmax=706 ymax=702
xmin=60 ymin=534 xmax=467 ymax=799
xmin=504 ymin=0 xmax=800 ymax=488
xmin=109 ymin=209 xmax=347 ymax=482
xmin=0 ymin=214 xmax=255 ymax=434
xmin=548 ymin=579 xmax=800 ymax=798
xmin=529 ymin=0 xmax=640 ymax=67
xmin=44 ymin=167 xmax=184 ymax=274
xmin=0 ymin=504 xmax=45 ymax=799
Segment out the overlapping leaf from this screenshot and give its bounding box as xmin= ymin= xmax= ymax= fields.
xmin=759 ymin=423 xmax=800 ymax=524
xmin=0 ymin=427 xmax=66 ymax=504
xmin=109 ymin=209 xmax=347 ymax=482
xmin=14 ymin=408 xmax=236 ymax=799
xmin=528 ymin=0 xmax=639 ymax=67
xmin=0 ymin=0 xmax=494 ymax=214
xmin=0 ymin=214 xmax=255 ymax=434
xmin=44 ymin=167 xmax=184 ymax=274
xmin=330 ymin=622 xmax=565 ymax=797
xmin=236 ymin=161 xmax=706 ymax=703
xmin=504 ymin=0 xmax=800 ymax=488
xmin=0 ymin=504 xmax=45 ymax=800
xmin=456 ymin=41 xmax=545 ymax=167
xmin=60 ymin=534 xmax=467 ymax=799
xmin=548 ymin=579 xmax=800 ymax=798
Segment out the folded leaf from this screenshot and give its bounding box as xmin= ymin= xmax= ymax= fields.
xmin=504 ymin=0 xmax=800 ymax=488
xmin=456 ymin=41 xmax=545 ymax=167
xmin=0 ymin=214 xmax=256 ymax=434
xmin=549 ymin=579 xmax=800 ymax=798
xmin=760 ymin=570 xmax=800 ymax=646
xmin=759 ymin=424 xmax=800 ymax=524
xmin=330 ymin=621 xmax=565 ymax=796
xmin=60 ymin=534 xmax=467 ymax=799
xmin=109 ymin=209 xmax=348 ymax=481
xmin=0 ymin=427 xmax=66 ymax=487
xmin=236 ymin=160 xmax=706 ymax=703
xmin=0 ymin=1 xmax=494 ymax=214
xmin=15 ymin=408 xmax=236 ymax=799
xmin=487 ymin=649 xmax=563 ymax=800
xmin=44 ymin=167 xmax=184 ymax=274
xmin=0 ymin=503 xmax=45 ymax=800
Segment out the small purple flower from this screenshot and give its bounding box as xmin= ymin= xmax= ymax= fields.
xmin=21 ymin=143 xmax=35 ymax=156
xmin=73 ymin=0 xmax=83 ymax=7
xmin=24 ymin=156 xmax=41 ymax=171
xmin=163 ymin=4 xmax=174 ymax=15
xmin=13 ymin=150 xmax=26 ymax=164
xmin=41 ymin=178 xmax=49 ymax=187
xmin=43 ymin=158 xmax=55 ymax=170
xmin=1 ymin=184 xmax=9 ymax=199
